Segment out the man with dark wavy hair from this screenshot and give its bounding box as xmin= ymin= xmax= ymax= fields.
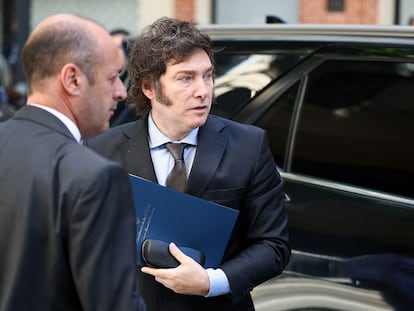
xmin=88 ymin=16 xmax=290 ymax=311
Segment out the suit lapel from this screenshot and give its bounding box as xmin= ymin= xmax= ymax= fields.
xmin=120 ymin=119 xmax=158 ymax=183
xmin=186 ymin=117 xmax=227 ymax=197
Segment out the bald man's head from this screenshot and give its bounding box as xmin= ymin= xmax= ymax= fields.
xmin=22 ymin=14 xmax=113 ymax=93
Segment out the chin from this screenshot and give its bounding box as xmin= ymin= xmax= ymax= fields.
xmin=194 ymin=116 xmax=208 ymax=127
xmin=100 ymin=124 xmax=110 ymax=133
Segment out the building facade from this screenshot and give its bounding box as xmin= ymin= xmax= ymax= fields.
xmin=2 ymin=0 xmax=414 ymax=85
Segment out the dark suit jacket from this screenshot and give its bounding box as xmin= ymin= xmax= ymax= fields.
xmin=88 ymin=115 xmax=290 ymax=311
xmin=0 ymin=106 xmax=144 ymax=311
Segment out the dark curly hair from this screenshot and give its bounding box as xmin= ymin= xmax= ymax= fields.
xmin=127 ymin=16 xmax=214 ymax=117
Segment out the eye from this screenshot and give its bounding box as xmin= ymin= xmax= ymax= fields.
xmin=110 ymin=75 xmax=120 ymax=84
xmin=179 ymin=75 xmax=192 ymax=82
xmin=204 ymin=72 xmax=214 ymax=80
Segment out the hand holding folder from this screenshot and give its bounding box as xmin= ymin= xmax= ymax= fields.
xmin=129 ymin=174 xmax=239 ymax=268
xmin=142 ymin=239 xmax=205 ymax=268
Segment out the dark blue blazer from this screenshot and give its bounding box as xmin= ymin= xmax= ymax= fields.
xmin=88 ymin=115 xmax=290 ymax=311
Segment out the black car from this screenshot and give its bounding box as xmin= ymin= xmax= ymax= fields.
xmin=114 ymin=24 xmax=414 ymax=311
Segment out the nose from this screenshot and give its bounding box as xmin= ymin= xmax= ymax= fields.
xmin=114 ymin=77 xmax=127 ymax=101
xmin=194 ymin=77 xmax=210 ymax=99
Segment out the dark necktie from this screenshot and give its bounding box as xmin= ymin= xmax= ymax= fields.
xmin=165 ymin=143 xmax=187 ymax=191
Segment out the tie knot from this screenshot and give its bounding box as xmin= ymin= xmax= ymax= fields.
xmin=166 ymin=143 xmax=186 ymax=161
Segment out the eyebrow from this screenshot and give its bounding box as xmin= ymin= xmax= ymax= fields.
xmin=175 ymin=66 xmax=214 ymax=75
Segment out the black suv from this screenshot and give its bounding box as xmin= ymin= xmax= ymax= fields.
xmin=115 ymin=24 xmax=414 ymax=311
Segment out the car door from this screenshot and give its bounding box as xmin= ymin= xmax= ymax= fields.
xmin=251 ymin=47 xmax=414 ymax=310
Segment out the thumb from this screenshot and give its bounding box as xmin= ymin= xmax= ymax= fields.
xmin=169 ymin=242 xmax=189 ymax=264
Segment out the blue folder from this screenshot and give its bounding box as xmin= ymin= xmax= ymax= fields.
xmin=129 ymin=174 xmax=239 ymax=268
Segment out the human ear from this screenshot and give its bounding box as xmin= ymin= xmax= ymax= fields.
xmin=60 ymin=63 xmax=82 ymax=96
xmin=142 ymin=81 xmax=155 ymax=100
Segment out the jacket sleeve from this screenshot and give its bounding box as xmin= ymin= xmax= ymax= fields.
xmin=220 ymin=129 xmax=291 ymax=296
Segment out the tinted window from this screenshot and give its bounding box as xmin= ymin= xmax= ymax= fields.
xmin=255 ymin=82 xmax=299 ymax=168
xmin=212 ymin=53 xmax=302 ymax=118
xmin=291 ymin=60 xmax=414 ymax=198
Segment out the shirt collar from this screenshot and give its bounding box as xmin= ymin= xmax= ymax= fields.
xmin=29 ymin=103 xmax=82 ymax=143
xmin=148 ymin=112 xmax=198 ymax=149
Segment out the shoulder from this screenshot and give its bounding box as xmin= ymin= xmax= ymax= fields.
xmin=59 ymin=141 xmax=118 ymax=171
xmin=85 ymin=119 xmax=144 ymax=152
xmin=90 ymin=119 xmax=144 ymax=143
xmin=58 ymin=142 xmax=129 ymax=189
xmin=206 ymin=114 xmax=265 ymax=137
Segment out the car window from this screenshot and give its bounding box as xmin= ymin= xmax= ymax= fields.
xmin=211 ymin=52 xmax=303 ymax=118
xmin=255 ymin=82 xmax=299 ymax=168
xmin=291 ymin=59 xmax=414 ymax=198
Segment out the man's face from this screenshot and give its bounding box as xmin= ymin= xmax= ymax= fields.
xmin=149 ymin=49 xmax=214 ymax=141
xmin=78 ymin=45 xmax=127 ymax=139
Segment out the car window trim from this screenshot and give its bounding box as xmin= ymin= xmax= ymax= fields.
xmin=285 ymin=75 xmax=307 ymax=172
xmin=281 ymin=172 xmax=414 ymax=207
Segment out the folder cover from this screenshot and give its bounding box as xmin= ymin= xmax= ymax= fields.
xmin=129 ymin=174 xmax=239 ymax=268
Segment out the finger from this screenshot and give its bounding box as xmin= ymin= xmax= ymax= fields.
xmin=141 ymin=266 xmax=158 ymax=276
xmin=168 ymin=242 xmax=189 ymax=264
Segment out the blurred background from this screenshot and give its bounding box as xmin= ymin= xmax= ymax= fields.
xmin=1 ymin=0 xmax=414 ymax=119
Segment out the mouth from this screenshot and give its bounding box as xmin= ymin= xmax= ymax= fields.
xmin=193 ymin=105 xmax=209 ymax=111
xmin=109 ymin=108 xmax=116 ymax=116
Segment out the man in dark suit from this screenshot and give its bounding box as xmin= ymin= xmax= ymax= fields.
xmin=88 ymin=17 xmax=290 ymax=311
xmin=0 ymin=14 xmax=145 ymax=310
